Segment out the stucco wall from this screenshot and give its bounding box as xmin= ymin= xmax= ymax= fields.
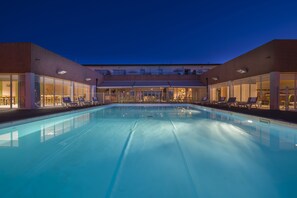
xmin=31 ymin=44 xmax=103 ymax=85
xmin=103 ymin=74 xmax=201 ymax=81
xmin=202 ymin=40 xmax=297 ymax=85
xmin=0 ymin=43 xmax=31 ymax=73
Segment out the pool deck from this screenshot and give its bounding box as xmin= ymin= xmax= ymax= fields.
xmin=196 ymin=103 xmax=297 ymax=124
xmin=0 ymin=103 xmax=297 ymax=125
xmin=0 ymin=105 xmax=104 ymax=125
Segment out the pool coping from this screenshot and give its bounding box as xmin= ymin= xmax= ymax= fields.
xmin=189 ymin=104 xmax=297 ymax=130
xmin=0 ymin=105 xmax=112 ymax=130
xmin=0 ymin=103 xmax=297 ymax=130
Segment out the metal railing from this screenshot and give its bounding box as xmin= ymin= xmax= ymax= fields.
xmin=97 ymin=93 xmax=197 ymax=104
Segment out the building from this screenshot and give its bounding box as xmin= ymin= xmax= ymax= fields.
xmin=84 ymin=64 xmax=219 ymax=103
xmin=1 ymin=40 xmax=297 ymax=110
xmin=201 ymin=39 xmax=297 ymax=110
xmin=0 ymin=43 xmax=102 ymax=109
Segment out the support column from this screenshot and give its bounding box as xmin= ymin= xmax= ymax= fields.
xmin=25 ymin=72 xmax=36 ymax=109
xmin=228 ymin=81 xmax=234 ymax=97
xmin=91 ymin=85 xmax=96 ymax=99
xmin=270 ymin=72 xmax=280 ymax=110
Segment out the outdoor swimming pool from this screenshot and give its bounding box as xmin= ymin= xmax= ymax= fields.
xmin=0 ymin=104 xmax=297 ymax=198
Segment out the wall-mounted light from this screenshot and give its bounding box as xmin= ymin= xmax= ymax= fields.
xmin=236 ymin=68 xmax=248 ymax=74
xmin=211 ymin=76 xmax=219 ymax=81
xmin=57 ymin=69 xmax=67 ymax=75
xmin=85 ymin=78 xmax=92 ymax=81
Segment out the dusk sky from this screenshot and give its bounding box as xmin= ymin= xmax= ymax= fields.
xmin=1 ymin=0 xmax=297 ymax=64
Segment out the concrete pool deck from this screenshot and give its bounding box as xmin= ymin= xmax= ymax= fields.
xmin=0 ymin=105 xmax=104 ymax=125
xmin=197 ymin=103 xmax=297 ymax=124
xmin=0 ymin=103 xmax=297 ymax=125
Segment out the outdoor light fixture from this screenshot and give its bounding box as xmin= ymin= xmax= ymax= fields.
xmin=236 ymin=68 xmax=248 ymax=74
xmin=211 ymin=76 xmax=219 ymax=81
xmin=57 ymin=69 xmax=67 ymax=75
xmin=85 ymin=78 xmax=92 ymax=81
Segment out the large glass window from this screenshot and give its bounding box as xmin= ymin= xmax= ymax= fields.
xmin=63 ymin=80 xmax=71 ymax=99
xmin=0 ymin=74 xmax=20 ymax=109
xmin=36 ymin=76 xmax=91 ymax=107
xmin=55 ymin=79 xmax=63 ymax=106
xmin=74 ymin=82 xmax=83 ymax=101
xmin=44 ymin=77 xmax=54 ymax=106
xmin=259 ymin=75 xmax=270 ymax=109
xmin=279 ymin=73 xmax=296 ymax=110
xmin=209 ymin=74 xmax=270 ymax=109
xmin=0 ymin=75 xmax=12 ymax=109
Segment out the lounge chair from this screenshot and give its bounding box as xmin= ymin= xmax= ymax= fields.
xmin=219 ymin=97 xmax=237 ymax=107
xmin=213 ymin=96 xmax=226 ymax=104
xmin=91 ymin=97 xmax=100 ymax=105
xmin=62 ymin=97 xmax=78 ymax=107
xmin=237 ymin=97 xmax=258 ymax=109
xmin=78 ymin=97 xmax=91 ymax=106
xmin=195 ymin=96 xmax=209 ymax=104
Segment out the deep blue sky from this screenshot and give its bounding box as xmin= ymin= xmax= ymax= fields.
xmin=1 ymin=0 xmax=297 ymax=64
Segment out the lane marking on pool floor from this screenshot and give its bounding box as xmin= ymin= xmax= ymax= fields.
xmin=105 ymin=119 xmax=139 ymax=198
xmin=169 ymin=119 xmax=199 ymax=198
xmin=27 ymin=120 xmax=102 ymax=176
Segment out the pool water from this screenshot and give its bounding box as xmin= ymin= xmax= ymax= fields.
xmin=0 ymin=105 xmax=297 ymax=198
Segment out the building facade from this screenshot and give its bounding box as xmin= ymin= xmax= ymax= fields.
xmin=1 ymin=40 xmax=297 ymax=110
xmin=85 ymin=64 xmax=219 ymax=103
xmin=0 ymin=43 xmax=102 ymax=109
xmin=201 ymin=40 xmax=297 ymax=110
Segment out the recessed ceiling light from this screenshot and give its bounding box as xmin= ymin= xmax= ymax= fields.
xmin=57 ymin=69 xmax=67 ymax=75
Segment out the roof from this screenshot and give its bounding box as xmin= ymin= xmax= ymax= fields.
xmin=83 ymin=63 xmax=221 ymax=67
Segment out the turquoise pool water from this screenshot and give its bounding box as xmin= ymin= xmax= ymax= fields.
xmin=0 ymin=105 xmax=297 ymax=198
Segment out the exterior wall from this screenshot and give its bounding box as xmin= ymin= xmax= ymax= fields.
xmin=201 ymin=40 xmax=297 ymax=85
xmin=103 ymin=74 xmax=201 ymax=81
xmin=0 ymin=43 xmax=31 ymax=73
xmin=201 ymin=41 xmax=275 ymax=85
xmin=31 ymin=44 xmax=103 ymax=86
xmin=0 ymin=43 xmax=104 ymax=109
xmin=274 ymin=40 xmax=297 ymax=72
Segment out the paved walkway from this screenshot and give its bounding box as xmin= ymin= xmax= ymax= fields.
xmin=199 ymin=103 xmax=297 ymax=124
xmin=0 ymin=106 xmax=101 ymax=124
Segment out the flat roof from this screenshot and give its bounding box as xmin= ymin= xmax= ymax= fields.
xmin=84 ymin=63 xmax=221 ymax=67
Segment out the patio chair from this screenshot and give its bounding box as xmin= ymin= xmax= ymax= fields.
xmin=237 ymin=97 xmax=258 ymax=109
xmin=78 ymin=97 xmax=91 ymax=106
xmin=197 ymin=96 xmax=209 ymax=104
xmin=213 ymin=96 xmax=226 ymax=104
xmin=62 ymin=97 xmax=78 ymax=107
xmin=91 ymin=97 xmax=100 ymax=105
xmin=199 ymin=96 xmax=209 ymax=104
xmin=219 ymin=97 xmax=237 ymax=107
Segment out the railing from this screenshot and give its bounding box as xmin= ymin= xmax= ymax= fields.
xmin=97 ymin=93 xmax=197 ymax=104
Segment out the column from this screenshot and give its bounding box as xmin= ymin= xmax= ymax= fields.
xmin=91 ymin=85 xmax=96 ymax=99
xmin=270 ymin=72 xmax=280 ymax=110
xmin=24 ymin=72 xmax=36 ymax=109
xmin=228 ymin=81 xmax=234 ymax=97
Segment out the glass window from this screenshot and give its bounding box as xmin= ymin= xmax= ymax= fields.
xmin=63 ymin=80 xmax=71 ymax=98
xmin=44 ymin=77 xmax=54 ymax=106
xmin=260 ymin=75 xmax=270 ymax=109
xmin=55 ymin=79 xmax=63 ymax=106
xmin=0 ymin=75 xmax=11 ymax=109
xmin=280 ymin=73 xmax=296 ymax=110
xmin=11 ymin=75 xmax=19 ymax=108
